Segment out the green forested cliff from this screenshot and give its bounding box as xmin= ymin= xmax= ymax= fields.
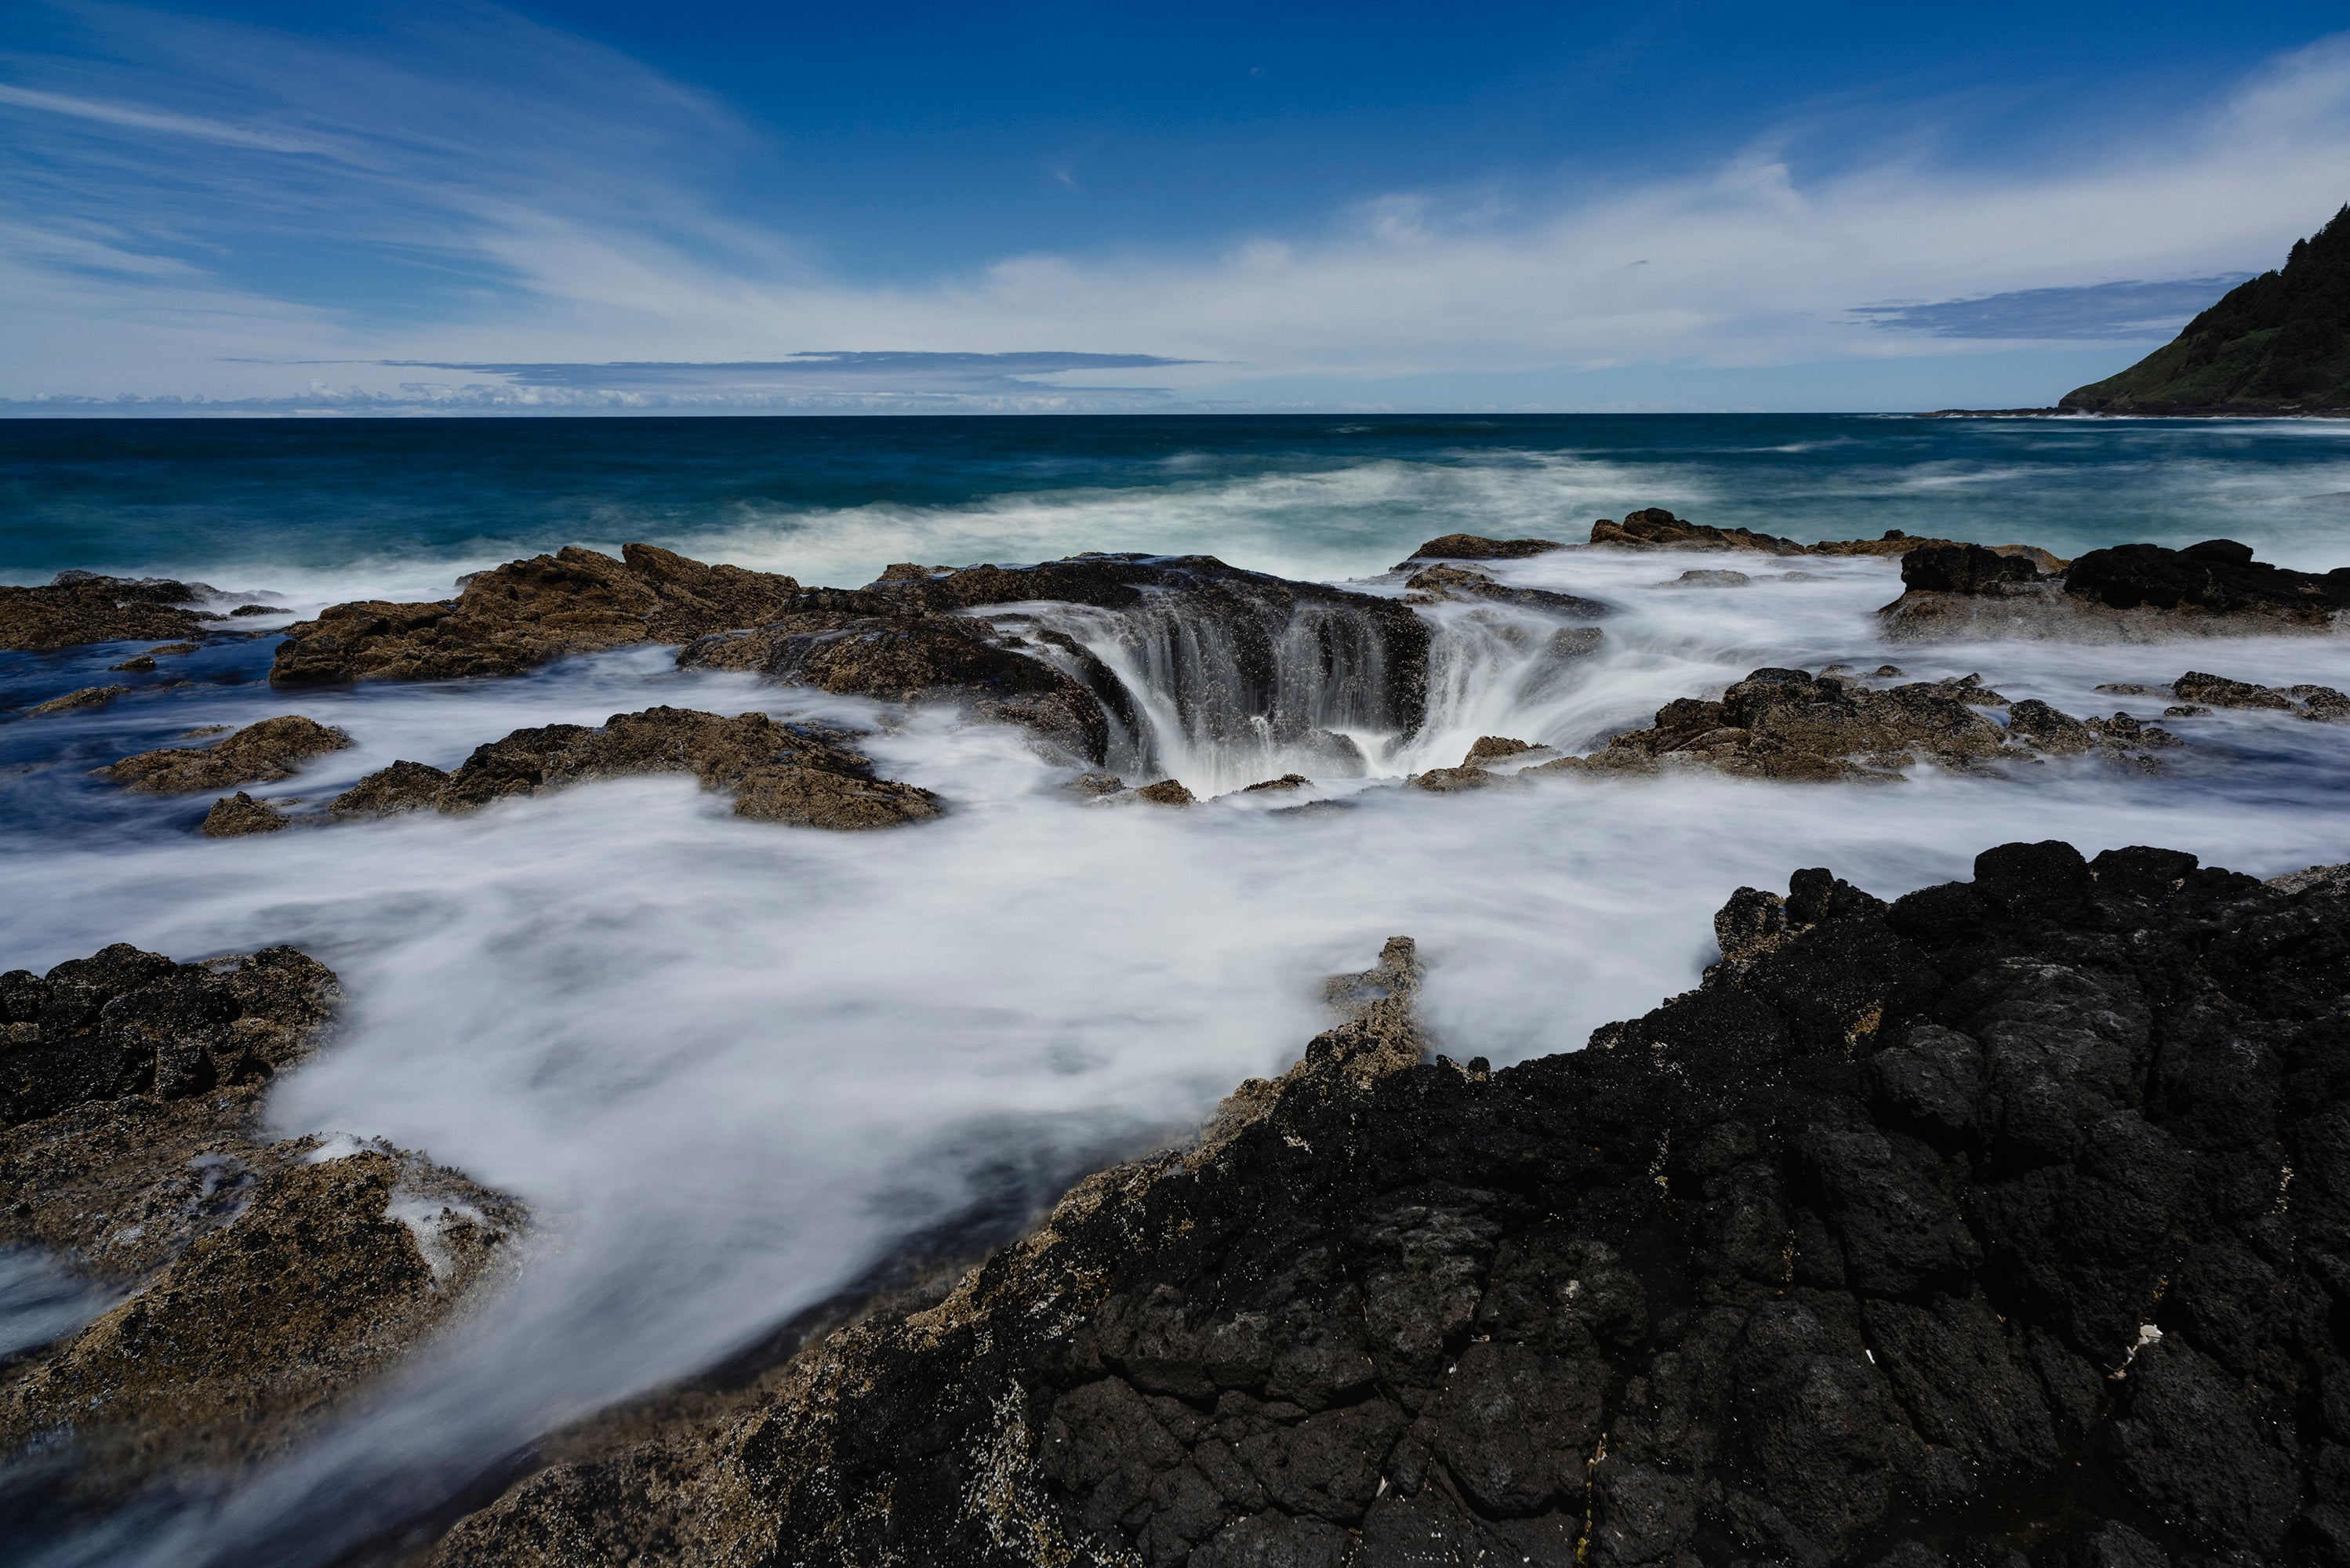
xmin=2062 ymin=205 xmax=2350 ymax=414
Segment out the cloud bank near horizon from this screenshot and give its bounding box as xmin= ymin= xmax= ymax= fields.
xmin=2 ymin=5 xmax=2348 ymax=414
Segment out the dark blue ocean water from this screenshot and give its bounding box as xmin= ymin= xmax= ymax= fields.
xmin=7 ymin=414 xmax=2350 ymax=593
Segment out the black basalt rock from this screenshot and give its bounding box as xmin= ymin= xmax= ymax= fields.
xmin=434 ymin=844 xmax=2350 ymax=1568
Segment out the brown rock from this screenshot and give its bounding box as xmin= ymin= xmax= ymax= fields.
xmin=1411 ymin=764 xmax=1521 ymax=792
xmin=332 ymin=707 xmax=943 ymax=831
xmin=202 ymin=792 xmax=292 ymax=836
xmin=270 ymin=543 xmax=802 ymax=687
xmin=100 ymin=714 xmax=351 ymax=793
xmin=1393 ymin=534 xmax=1565 ymax=566
xmin=686 ymin=612 xmax=1112 ymax=763
xmin=0 ymin=942 xmax=520 ymax=1506
xmin=1656 ymin=568 xmax=1752 ymax=587
xmin=27 ymin=684 xmax=129 ymax=717
xmin=1589 ymin=512 xmax=2066 ymax=573
xmin=1130 ymin=779 xmax=1197 ymax=807
xmin=0 ymin=574 xmax=216 ymax=652
xmin=1404 ymin=564 xmax=1611 ymax=618
xmin=1241 ymin=774 xmax=1313 ymax=793
xmin=686 ymin=554 xmax=1434 ymax=767
xmin=108 ymin=655 xmax=158 ymax=673
xmin=1462 ymin=736 xmax=1541 ymax=765
xmin=1529 ymin=666 xmax=2172 ymax=782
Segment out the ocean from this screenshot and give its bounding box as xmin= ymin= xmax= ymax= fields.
xmin=5 ymin=412 xmax=2350 ymax=1564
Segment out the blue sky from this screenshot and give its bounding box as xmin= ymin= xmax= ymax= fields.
xmin=5 ymin=1 xmax=2349 ymax=413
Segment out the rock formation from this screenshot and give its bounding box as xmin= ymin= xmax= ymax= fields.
xmin=2063 ymin=205 xmax=2350 ymax=416
xmin=0 ymin=573 xmax=223 ymax=652
xmin=98 ymin=714 xmax=351 ymax=793
xmin=424 ymin=842 xmax=2350 ymax=1566
xmin=1531 ymin=666 xmax=2175 ymax=782
xmin=1402 ymin=564 xmax=1611 ymax=618
xmin=1394 ymin=535 xmax=1567 ymax=566
xmin=682 ymin=554 xmax=1433 ymax=768
xmin=329 ymin=706 xmax=943 ymax=831
xmin=268 ymin=543 xmax=803 ymax=686
xmin=0 ymin=942 xmax=521 ymax=1530
xmin=1585 ymin=510 xmax=2067 ymax=572
xmin=1880 ymin=539 xmax=2350 ymax=643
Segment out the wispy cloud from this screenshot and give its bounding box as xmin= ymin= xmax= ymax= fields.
xmin=1850 ymin=276 xmax=2258 ymax=339
xmin=2 ymin=5 xmax=2348 ymax=411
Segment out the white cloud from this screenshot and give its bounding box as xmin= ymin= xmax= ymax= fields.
xmin=3 ymin=8 xmax=2348 ymax=410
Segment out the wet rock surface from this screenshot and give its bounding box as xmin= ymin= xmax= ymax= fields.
xmin=1404 ymin=564 xmax=1612 ymax=619
xmin=1531 ymin=667 xmax=2177 ymax=782
xmin=685 ymin=554 xmax=1433 ymax=768
xmin=0 ymin=942 xmax=522 ymax=1530
xmin=1395 ymin=535 xmax=1567 ymax=565
xmin=1587 ymin=510 xmax=2065 ymax=572
xmin=330 ymin=706 xmax=943 ymax=831
xmin=99 ymin=714 xmax=351 ymax=793
xmin=25 ymin=685 xmax=129 ymax=717
xmin=201 ymin=791 xmax=292 ymax=837
xmin=427 ymin=843 xmax=2350 ymax=1567
xmin=0 ymin=575 xmax=222 ymax=652
xmin=269 ymin=544 xmax=802 ymax=686
xmin=1882 ymin=539 xmax=2350 ymax=643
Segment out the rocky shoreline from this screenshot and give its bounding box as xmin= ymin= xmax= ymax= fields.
xmin=8 ymin=516 xmax=2350 ymax=1564
xmin=1 ymin=943 xmax=521 ymax=1540
xmin=407 ymin=840 xmax=2350 ymax=1566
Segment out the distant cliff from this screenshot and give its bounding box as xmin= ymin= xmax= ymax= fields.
xmin=2062 ymin=205 xmax=2350 ymax=416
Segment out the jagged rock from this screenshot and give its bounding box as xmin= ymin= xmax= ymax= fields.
xmin=98 ymin=714 xmax=351 ymax=793
xmin=107 ymin=655 xmax=157 ymax=672
xmin=1409 ymin=764 xmax=1518 ymax=793
xmin=1462 ymin=736 xmax=1541 ymax=765
xmin=685 ymin=554 xmax=1433 ymax=767
xmin=1126 ymin=779 xmax=1197 ymax=808
xmin=0 ymin=574 xmax=217 ymax=652
xmin=0 ymin=942 xmax=521 ymax=1519
xmin=1240 ymin=775 xmax=1313 ymax=793
xmin=424 ymin=844 xmax=2350 ymax=1567
xmin=202 ymin=792 xmax=292 ymax=836
xmin=330 ymin=707 xmax=942 ymax=831
xmin=2170 ymin=670 xmax=2350 ymax=720
xmin=1403 ymin=564 xmax=1611 ymax=618
xmin=1393 ymin=535 xmax=1565 ymax=566
xmin=683 ymin=611 xmax=1114 ymax=761
xmin=1657 ymin=568 xmax=1751 ymax=587
xmin=26 ymin=684 xmax=128 ymax=717
xmin=1067 ymin=773 xmax=1129 ymax=797
xmin=1590 ymin=510 xmax=2066 ymax=572
xmin=1529 ymin=667 xmax=2173 ymax=782
xmin=1899 ymin=542 xmax=2043 ymax=594
xmin=1883 ymin=538 xmax=2350 ymax=642
xmin=269 ymin=543 xmax=802 ymax=687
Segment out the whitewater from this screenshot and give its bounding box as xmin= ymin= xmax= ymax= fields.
xmin=5 ymin=413 xmax=2350 ymax=1563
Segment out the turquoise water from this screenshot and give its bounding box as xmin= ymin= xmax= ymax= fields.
xmin=8 ymin=413 xmax=2350 ymax=592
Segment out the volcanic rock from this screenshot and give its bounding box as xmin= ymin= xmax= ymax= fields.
xmin=1882 ymin=538 xmax=2350 ymax=642
xmin=1393 ymin=534 xmax=1566 ymax=566
xmin=1462 ymin=735 xmax=1542 ymax=764
xmin=201 ymin=792 xmax=292 ymax=836
xmin=685 ymin=554 xmax=1433 ymax=767
xmin=98 ymin=714 xmax=351 ymax=793
xmin=2167 ymin=670 xmax=2350 ymax=720
xmin=330 ymin=706 xmax=943 ymax=831
xmin=427 ymin=842 xmax=2350 ymax=1567
xmin=1591 ymin=511 xmax=2067 ymax=572
xmin=1530 ymin=667 xmax=2174 ymax=781
xmin=1128 ymin=779 xmax=1197 ymax=808
xmin=1404 ymin=564 xmax=1612 ymax=618
xmin=1657 ymin=568 xmax=1752 ymax=587
xmin=0 ymin=574 xmax=218 ymax=652
xmin=0 ymin=942 xmax=521 ymax=1521
xmin=269 ymin=543 xmax=803 ymax=687
xmin=26 ymin=685 xmax=128 ymax=717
